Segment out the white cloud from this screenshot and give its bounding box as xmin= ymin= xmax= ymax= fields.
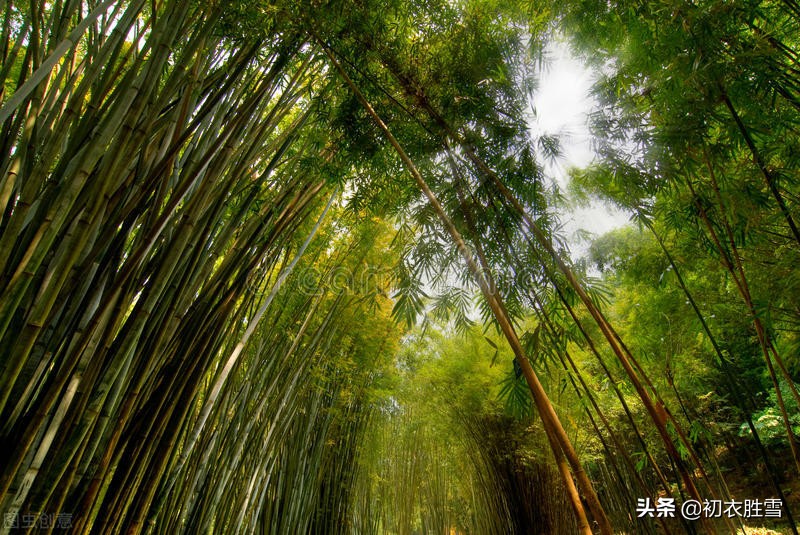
xmin=529 ymin=38 xmax=630 ymax=256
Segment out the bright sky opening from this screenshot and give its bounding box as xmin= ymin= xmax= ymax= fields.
xmin=529 ymin=39 xmax=630 ymax=256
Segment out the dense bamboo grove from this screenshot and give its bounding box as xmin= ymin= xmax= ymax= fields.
xmin=2 ymin=0 xmax=800 ymax=533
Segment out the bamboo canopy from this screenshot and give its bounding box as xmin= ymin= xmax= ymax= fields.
xmin=2 ymin=0 xmax=800 ymax=533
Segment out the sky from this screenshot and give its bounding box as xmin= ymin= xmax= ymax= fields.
xmin=529 ymin=39 xmax=630 ymax=256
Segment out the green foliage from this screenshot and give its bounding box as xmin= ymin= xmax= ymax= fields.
xmin=740 ymin=379 xmax=800 ymax=444
xmin=5 ymin=0 xmax=800 ymax=532
xmin=497 ymin=359 xmax=534 ymax=419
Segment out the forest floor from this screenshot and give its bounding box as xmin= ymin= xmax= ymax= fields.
xmin=718 ymin=442 xmax=798 ymax=534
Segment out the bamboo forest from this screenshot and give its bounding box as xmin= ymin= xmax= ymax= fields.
xmin=4 ymin=0 xmax=800 ymax=533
